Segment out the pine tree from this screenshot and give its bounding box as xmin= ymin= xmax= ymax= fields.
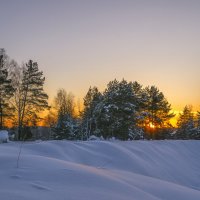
xmin=53 ymin=114 xmax=79 ymax=140
xmin=94 ymin=79 xmax=137 ymax=140
xmin=0 ymin=49 xmax=15 ymax=129
xmin=82 ymin=86 xmax=102 ymax=139
xmin=176 ymin=105 xmax=195 ymax=139
xmin=142 ymin=86 xmax=174 ymax=138
xmin=195 ymin=111 xmax=200 ymax=139
xmin=129 ymin=82 xmax=146 ymax=136
xmin=196 ymin=111 xmax=200 ymax=127
xmin=18 ymin=60 xmax=49 ymax=140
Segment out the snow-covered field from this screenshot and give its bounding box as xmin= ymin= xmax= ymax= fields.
xmin=0 ymin=140 xmax=200 ymax=200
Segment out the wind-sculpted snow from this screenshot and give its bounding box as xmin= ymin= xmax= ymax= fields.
xmin=0 ymin=140 xmax=200 ymax=200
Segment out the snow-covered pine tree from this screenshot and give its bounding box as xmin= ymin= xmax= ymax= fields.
xmin=81 ymin=86 xmax=102 ymax=139
xmin=54 ymin=114 xmax=79 ymax=140
xmin=176 ymin=105 xmax=195 ymax=139
xmin=0 ymin=49 xmax=15 ymax=129
xmin=195 ymin=111 xmax=200 ymax=139
xmin=130 ymin=81 xmax=147 ymax=139
xmin=94 ymin=79 xmax=137 ymax=140
xmin=197 ymin=112 xmax=200 ymax=127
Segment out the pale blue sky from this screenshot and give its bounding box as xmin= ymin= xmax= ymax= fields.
xmin=1 ymin=0 xmax=200 ymax=110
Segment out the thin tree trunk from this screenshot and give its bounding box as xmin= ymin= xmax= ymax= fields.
xmin=18 ymin=87 xmax=28 ymax=140
xmin=86 ymin=118 xmax=89 ymax=139
xmin=0 ymin=106 xmax=3 ymax=129
xmin=18 ymin=69 xmax=30 ymax=140
xmin=18 ymin=99 xmax=21 ymax=140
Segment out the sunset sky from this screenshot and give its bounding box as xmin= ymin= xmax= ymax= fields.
xmin=1 ymin=0 xmax=200 ymax=112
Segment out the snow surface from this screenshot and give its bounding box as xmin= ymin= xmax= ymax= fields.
xmin=0 ymin=140 xmax=200 ymax=200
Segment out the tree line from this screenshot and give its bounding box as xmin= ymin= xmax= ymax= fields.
xmin=0 ymin=49 xmax=49 ymax=140
xmin=1 ymin=49 xmax=200 ymax=140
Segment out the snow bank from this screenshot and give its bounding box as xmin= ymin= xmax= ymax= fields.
xmin=0 ymin=130 xmax=8 ymax=143
xmin=88 ymin=135 xmax=104 ymax=141
xmin=0 ymin=140 xmax=200 ymax=200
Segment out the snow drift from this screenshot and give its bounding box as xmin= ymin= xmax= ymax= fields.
xmin=0 ymin=140 xmax=200 ymax=200
xmin=0 ymin=130 xmax=9 ymax=143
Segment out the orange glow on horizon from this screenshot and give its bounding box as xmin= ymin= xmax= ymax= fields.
xmin=2 ymin=106 xmax=198 ymax=129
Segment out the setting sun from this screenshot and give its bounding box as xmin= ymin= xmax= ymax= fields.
xmin=149 ymin=122 xmax=155 ymax=129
